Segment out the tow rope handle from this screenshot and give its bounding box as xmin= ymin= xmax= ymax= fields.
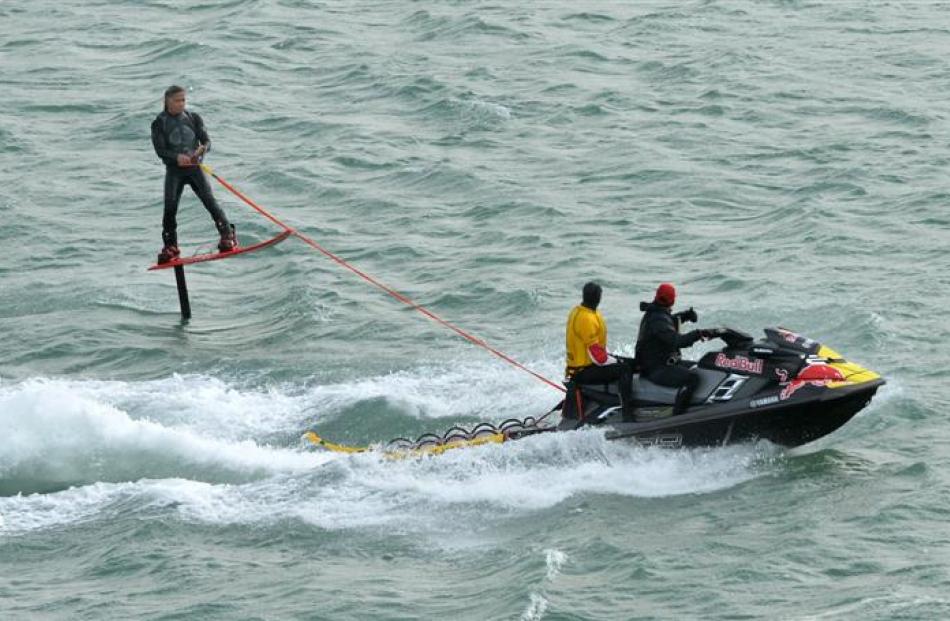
xmin=201 ymin=164 xmax=565 ymax=394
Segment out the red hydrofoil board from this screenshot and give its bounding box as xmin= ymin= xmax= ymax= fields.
xmin=147 ymin=230 xmax=292 ymax=271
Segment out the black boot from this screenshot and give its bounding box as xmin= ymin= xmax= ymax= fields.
xmin=672 ymin=373 xmax=699 ymax=416
xmin=217 ymin=223 xmax=237 ymax=252
xmin=621 ymin=399 xmax=637 ymax=422
xmin=158 ymin=231 xmax=180 ymax=264
xmin=561 ymin=382 xmax=578 ymax=420
xmin=672 ymin=388 xmax=690 ymax=416
xmin=157 ymin=244 xmax=180 ymax=264
xmin=620 ymin=363 xmax=636 ymax=422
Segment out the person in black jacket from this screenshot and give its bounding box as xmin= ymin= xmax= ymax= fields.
xmin=151 ymin=85 xmax=235 ymax=264
xmin=635 ymin=283 xmax=712 ymax=415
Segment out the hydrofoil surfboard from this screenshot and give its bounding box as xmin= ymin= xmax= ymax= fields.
xmin=147 ymin=230 xmax=291 ymax=271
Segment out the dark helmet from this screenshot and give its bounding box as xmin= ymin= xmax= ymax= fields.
xmin=582 ymin=281 xmax=602 ymax=309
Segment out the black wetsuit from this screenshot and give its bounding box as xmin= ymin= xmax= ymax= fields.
xmin=151 ymin=110 xmax=229 ymax=246
xmin=635 ymin=302 xmax=703 ymax=414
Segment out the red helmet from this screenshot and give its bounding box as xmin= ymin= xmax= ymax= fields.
xmin=654 ymin=282 xmax=676 ymax=307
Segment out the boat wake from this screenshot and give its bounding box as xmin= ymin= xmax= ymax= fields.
xmin=0 ymin=374 xmax=783 ymax=538
xmin=0 ymin=378 xmax=330 ymax=496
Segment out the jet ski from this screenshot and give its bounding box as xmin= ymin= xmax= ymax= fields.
xmin=304 ymin=327 xmax=883 ymax=456
xmin=553 ymin=327 xmax=884 ymax=449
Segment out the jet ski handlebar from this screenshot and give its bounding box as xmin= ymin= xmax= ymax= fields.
xmin=704 ymin=327 xmax=755 ymax=349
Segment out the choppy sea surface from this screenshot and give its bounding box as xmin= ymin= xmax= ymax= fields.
xmin=2 ymin=1 xmax=949 ymax=619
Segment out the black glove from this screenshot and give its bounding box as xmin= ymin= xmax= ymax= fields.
xmin=676 ymin=307 xmax=698 ymax=324
xmin=700 ymin=328 xmax=723 ymax=340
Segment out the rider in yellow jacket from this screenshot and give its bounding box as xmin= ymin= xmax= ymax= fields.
xmin=564 ymin=282 xmax=633 ymax=421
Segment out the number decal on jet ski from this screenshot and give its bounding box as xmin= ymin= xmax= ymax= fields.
xmin=631 ymin=433 xmax=683 ymax=449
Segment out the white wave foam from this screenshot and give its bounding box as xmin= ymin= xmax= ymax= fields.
xmin=305 ymin=358 xmax=561 ymax=421
xmin=343 ymin=429 xmax=773 ymax=514
xmin=0 ymin=379 xmax=332 ymax=494
xmin=520 ymin=593 xmax=548 ymax=621
xmin=456 ymin=98 xmax=512 ymax=124
xmin=0 ymin=429 xmax=776 ymax=537
xmin=0 ymin=482 xmax=127 ymax=534
xmin=520 ymin=549 xmax=566 ymax=621
xmin=166 ymin=431 xmax=775 ymax=534
xmin=545 ymin=549 xmax=568 ymax=581
xmin=38 ymin=374 xmax=305 ymax=441
xmin=3 ymin=354 xmax=562 ymax=436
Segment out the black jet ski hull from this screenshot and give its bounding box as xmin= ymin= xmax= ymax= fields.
xmin=596 ymin=381 xmax=883 ymax=449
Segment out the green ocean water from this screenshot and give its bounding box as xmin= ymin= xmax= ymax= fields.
xmin=2 ymin=1 xmax=949 ymax=619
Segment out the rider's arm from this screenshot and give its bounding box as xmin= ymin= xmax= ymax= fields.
xmin=588 ymin=343 xmax=611 ymax=365
xmin=192 ymin=112 xmax=211 ymax=152
xmin=676 ymin=330 xmax=702 ymax=348
xmin=575 ymin=313 xmax=612 ymax=366
xmin=150 ymin=118 xmax=177 ymax=166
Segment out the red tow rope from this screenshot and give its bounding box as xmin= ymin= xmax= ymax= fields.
xmin=201 ymin=165 xmax=566 ymax=394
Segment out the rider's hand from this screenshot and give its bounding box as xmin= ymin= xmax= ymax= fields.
xmin=675 ymin=308 xmax=698 ymax=326
xmin=176 ymin=153 xmax=193 ymax=167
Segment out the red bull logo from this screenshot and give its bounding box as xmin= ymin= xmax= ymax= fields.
xmin=779 ymin=364 xmax=846 ymax=400
xmin=714 ymin=353 xmax=764 ymax=375
xmin=798 ymin=363 xmax=845 ymax=382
